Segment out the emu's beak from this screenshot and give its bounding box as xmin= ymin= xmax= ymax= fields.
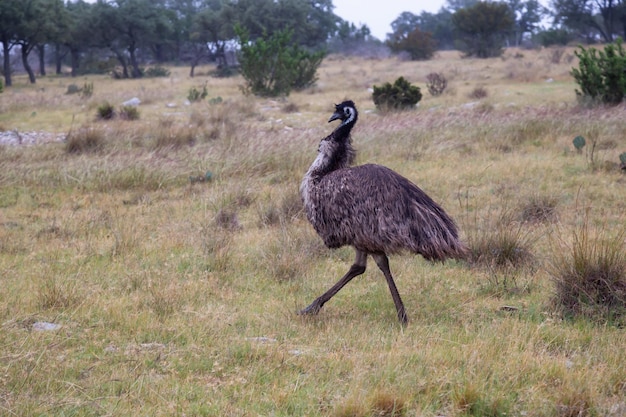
xmin=328 ymin=111 xmax=341 ymax=123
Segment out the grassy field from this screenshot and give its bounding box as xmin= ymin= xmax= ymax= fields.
xmin=1 ymin=47 xmax=626 ymax=416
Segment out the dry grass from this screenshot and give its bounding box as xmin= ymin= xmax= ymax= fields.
xmin=1 ymin=47 xmax=626 ymax=416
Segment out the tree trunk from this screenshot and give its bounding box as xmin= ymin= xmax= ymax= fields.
xmin=112 ymin=48 xmax=129 ymax=78
xmin=54 ymin=44 xmax=63 ymax=74
xmin=70 ymin=48 xmax=80 ymax=77
xmin=37 ymin=44 xmax=46 ymax=76
xmin=128 ymin=46 xmax=142 ymax=78
xmin=21 ymin=45 xmax=36 ymax=84
xmin=2 ymin=40 xmax=12 ymax=87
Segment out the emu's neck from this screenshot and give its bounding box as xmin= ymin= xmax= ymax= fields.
xmin=307 ymin=122 xmax=356 ymax=178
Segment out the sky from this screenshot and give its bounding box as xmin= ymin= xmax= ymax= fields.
xmin=332 ymin=0 xmax=447 ymax=41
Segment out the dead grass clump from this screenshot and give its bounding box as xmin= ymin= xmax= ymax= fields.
xmin=464 ymin=205 xmax=536 ymax=290
xmin=468 ymin=86 xmax=488 ymax=99
xmin=426 ymin=72 xmax=448 ymax=96
xmin=550 ymin=48 xmax=565 ymax=64
xmin=502 ymin=119 xmax=555 ymax=146
xmin=119 ymin=105 xmax=140 ymax=121
xmin=101 ymin=166 xmax=167 ymax=192
xmin=259 ymin=226 xmax=326 ymax=282
xmin=369 ymin=391 xmax=406 ymax=417
xmin=65 ymin=125 xmax=106 ymax=154
xmin=549 ymin=214 xmax=626 ymax=323
xmin=152 ymin=125 xmax=197 ymax=149
xmin=452 ymin=382 xmax=511 ymax=417
xmin=282 ymin=102 xmax=300 ymax=113
xmin=554 ymin=385 xmax=596 ymax=417
xmin=518 ymin=194 xmax=559 ymax=223
xmin=201 ymin=228 xmax=233 ymax=273
xmin=257 ymin=192 xmax=303 ymax=226
xmin=332 ymin=401 xmax=367 ymax=417
xmin=214 ymin=208 xmax=241 ymax=230
xmin=36 ymin=277 xmax=79 ymax=310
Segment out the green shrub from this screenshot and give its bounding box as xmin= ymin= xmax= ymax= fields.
xmin=236 ymin=26 xmax=325 ymax=97
xmin=0 ymin=78 xmax=3 ymax=93
xmin=571 ymin=38 xmax=626 ymax=106
xmin=143 ymin=66 xmax=170 ymax=78
xmin=96 ymin=102 xmax=115 ymax=120
xmin=67 ymin=82 xmax=93 ymax=98
xmin=372 ymin=76 xmax=422 ymax=111
xmin=81 ymin=82 xmax=93 ymax=98
xmin=66 ymin=84 xmax=81 ymax=95
xmin=119 ymin=105 xmax=140 ymax=121
xmin=187 ymin=83 xmax=208 ymax=102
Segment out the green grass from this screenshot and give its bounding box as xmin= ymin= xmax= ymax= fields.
xmin=1 ymin=48 xmax=626 ymax=416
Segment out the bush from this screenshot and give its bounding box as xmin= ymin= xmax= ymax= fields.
xmin=67 ymin=82 xmax=93 ymax=98
xmin=571 ymin=38 xmax=626 ymax=106
xmin=143 ymin=66 xmax=170 ymax=78
xmin=0 ymin=78 xmax=3 ymax=93
xmin=96 ymin=102 xmax=115 ymax=120
xmin=534 ymin=28 xmax=574 ymax=47
xmin=426 ymin=72 xmax=447 ymax=96
xmin=469 ymin=86 xmax=488 ymax=99
xmin=119 ymin=105 xmax=140 ymax=121
xmin=65 ymin=126 xmax=106 ymax=154
xmin=372 ymin=76 xmax=422 ymax=111
xmin=66 ymin=84 xmax=81 ymax=95
xmin=187 ymin=83 xmax=208 ymax=102
xmin=387 ymin=27 xmax=437 ymax=61
xmin=549 ymin=214 xmax=626 ymax=323
xmin=236 ymin=26 xmax=325 ymax=97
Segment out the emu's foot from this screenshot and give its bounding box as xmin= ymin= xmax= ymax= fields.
xmin=397 ymin=307 xmax=408 ymax=327
xmin=298 ymin=302 xmax=321 ymax=316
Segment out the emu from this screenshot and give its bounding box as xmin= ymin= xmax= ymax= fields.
xmin=299 ymin=100 xmax=467 ymax=325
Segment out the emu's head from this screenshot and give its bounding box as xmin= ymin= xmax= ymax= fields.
xmin=328 ymin=100 xmax=358 ymax=126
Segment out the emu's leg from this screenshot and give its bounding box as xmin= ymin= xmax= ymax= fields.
xmin=299 ymin=249 xmax=367 ymax=316
xmin=372 ymin=253 xmax=408 ymax=326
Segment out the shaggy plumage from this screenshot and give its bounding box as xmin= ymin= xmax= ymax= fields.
xmin=299 ymin=100 xmax=467 ymax=325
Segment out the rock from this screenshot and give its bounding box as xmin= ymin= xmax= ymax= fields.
xmin=33 ymin=321 xmax=61 ymax=331
xmin=122 ymin=97 xmax=141 ymax=106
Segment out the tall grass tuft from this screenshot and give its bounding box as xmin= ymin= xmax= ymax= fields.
xmin=549 ymin=211 xmax=626 ymax=323
xmin=518 ymin=193 xmax=559 ymax=223
xmin=463 ymin=202 xmax=536 ymax=291
xmin=36 ymin=276 xmax=79 ymax=310
xmin=257 ymin=191 xmax=303 ymax=226
xmin=65 ymin=125 xmax=106 ymax=154
xmin=452 ymin=381 xmax=511 ymax=417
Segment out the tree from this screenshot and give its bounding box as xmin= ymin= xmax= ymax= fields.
xmin=388 ymin=11 xmax=421 ymax=39
xmin=571 ymin=38 xmax=626 ymax=105
xmin=0 ymin=0 xmax=23 ymax=87
xmin=90 ymin=0 xmax=172 ymax=78
xmin=506 ymin=0 xmax=547 ymax=45
xmin=226 ymin=0 xmax=338 ymax=48
xmin=17 ymin=0 xmax=65 ymax=83
xmin=387 ymin=9 xmax=456 ymax=52
xmin=387 ymin=28 xmax=437 ymax=60
xmin=189 ymin=0 xmax=235 ymax=76
xmin=236 ymin=27 xmax=325 ymax=97
xmin=59 ymin=0 xmax=94 ymax=76
xmin=551 ymin=0 xmax=626 ymax=42
xmin=452 ymin=2 xmax=515 ymax=58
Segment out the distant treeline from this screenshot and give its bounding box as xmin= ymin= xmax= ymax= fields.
xmin=1 ymin=0 xmax=624 ymax=87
